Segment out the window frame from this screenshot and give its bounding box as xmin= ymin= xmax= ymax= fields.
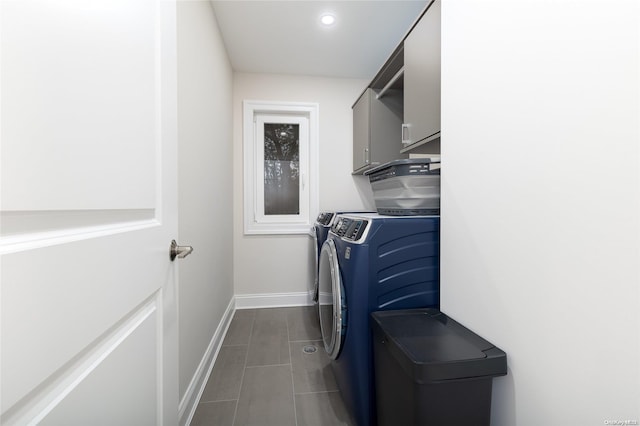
xmin=243 ymin=100 xmax=319 ymax=235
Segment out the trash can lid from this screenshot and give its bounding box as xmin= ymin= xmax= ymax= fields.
xmin=371 ymin=309 xmax=507 ymax=383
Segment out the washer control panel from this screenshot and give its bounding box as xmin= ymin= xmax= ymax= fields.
xmin=331 ymin=217 xmax=369 ymax=242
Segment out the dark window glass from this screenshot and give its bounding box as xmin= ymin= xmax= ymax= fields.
xmin=263 ymin=123 xmax=300 ymax=215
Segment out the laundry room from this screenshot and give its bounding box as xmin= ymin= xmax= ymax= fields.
xmin=1 ymin=1 xmax=638 ymax=426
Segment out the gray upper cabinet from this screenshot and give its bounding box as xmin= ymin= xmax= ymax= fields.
xmin=402 ymin=0 xmax=441 ymax=150
xmin=352 ymin=88 xmax=404 ymax=174
xmin=352 ymin=0 xmax=441 ymax=171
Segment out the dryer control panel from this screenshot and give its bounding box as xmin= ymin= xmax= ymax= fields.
xmin=331 ymin=217 xmax=369 ymax=242
xmin=316 ymin=212 xmax=335 ymax=226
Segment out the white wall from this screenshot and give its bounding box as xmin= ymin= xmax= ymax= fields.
xmin=232 ymin=73 xmax=371 ymax=299
xmin=176 ymin=0 xmax=234 ymax=413
xmin=441 ymin=1 xmax=639 ymax=424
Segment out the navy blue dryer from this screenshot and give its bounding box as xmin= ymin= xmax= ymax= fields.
xmin=311 ymin=211 xmax=372 ymax=303
xmin=318 ymin=213 xmax=440 ymax=426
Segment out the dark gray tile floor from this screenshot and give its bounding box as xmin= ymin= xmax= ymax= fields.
xmin=191 ymin=306 xmax=353 ymax=426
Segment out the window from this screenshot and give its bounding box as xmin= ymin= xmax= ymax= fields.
xmin=243 ymin=101 xmax=319 ymax=234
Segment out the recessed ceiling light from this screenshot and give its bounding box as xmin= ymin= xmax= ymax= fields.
xmin=320 ymin=13 xmax=336 ymax=26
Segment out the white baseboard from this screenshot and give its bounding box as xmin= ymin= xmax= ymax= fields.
xmin=235 ymin=291 xmax=314 ymax=309
xmin=179 ymin=298 xmax=235 ymax=426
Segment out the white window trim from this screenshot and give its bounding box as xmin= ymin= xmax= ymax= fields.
xmin=243 ymin=100 xmax=319 ymax=235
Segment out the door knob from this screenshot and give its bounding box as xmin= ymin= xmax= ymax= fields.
xmin=170 ymin=240 xmax=193 ymax=261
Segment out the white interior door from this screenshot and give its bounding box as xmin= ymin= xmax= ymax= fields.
xmin=0 ymin=1 xmax=179 ymax=424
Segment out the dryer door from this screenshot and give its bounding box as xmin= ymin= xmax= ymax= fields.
xmin=318 ymin=238 xmax=346 ymax=360
xmin=312 ymin=225 xmax=320 ymax=302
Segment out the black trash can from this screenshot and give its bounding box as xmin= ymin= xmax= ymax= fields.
xmin=371 ymin=309 xmax=507 ymax=426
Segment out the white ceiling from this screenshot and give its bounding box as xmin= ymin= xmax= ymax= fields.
xmin=210 ymin=0 xmax=428 ymax=80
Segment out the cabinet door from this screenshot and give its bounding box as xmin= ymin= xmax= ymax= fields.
xmin=403 ymin=0 xmax=441 ymax=147
xmin=353 ymin=88 xmax=405 ymax=174
xmin=370 ymin=89 xmax=404 ymax=166
xmin=353 ymin=89 xmax=371 ymax=172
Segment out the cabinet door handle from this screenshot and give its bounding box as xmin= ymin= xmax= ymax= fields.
xmin=364 ymin=147 xmax=369 ymax=164
xmin=401 ymin=123 xmax=411 ymax=145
